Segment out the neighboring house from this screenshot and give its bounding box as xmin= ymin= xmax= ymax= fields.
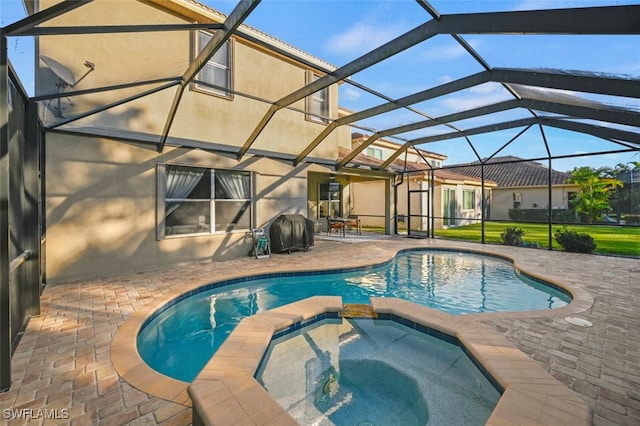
xmin=447 ymin=156 xmax=579 ymax=221
xmin=35 ymin=0 xmax=394 ymax=282
xmin=342 ymin=134 xmax=495 ymax=232
xmin=351 ymin=132 xmax=447 ymax=168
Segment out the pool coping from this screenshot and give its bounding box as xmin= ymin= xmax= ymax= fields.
xmin=371 ymin=298 xmax=591 ymax=426
xmin=189 ymin=296 xmax=342 ymax=425
xmin=110 ymin=244 xmax=595 ymax=416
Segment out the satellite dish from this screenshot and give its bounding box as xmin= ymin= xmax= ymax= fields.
xmin=39 ymin=55 xmax=95 ymax=117
xmin=39 ymin=55 xmax=77 ymax=87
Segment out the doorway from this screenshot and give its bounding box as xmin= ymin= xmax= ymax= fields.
xmin=408 ymin=188 xmax=430 ymax=237
xmin=443 ymin=188 xmax=456 ymax=227
xmin=318 ymin=182 xmax=342 ymax=219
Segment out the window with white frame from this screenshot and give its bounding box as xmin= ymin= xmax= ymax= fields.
xmin=366 ymin=147 xmax=383 ymax=160
xmin=306 ymin=72 xmax=329 ymax=123
xmin=462 ymin=189 xmax=475 ymax=210
xmin=194 ymin=31 xmax=233 ymax=98
xmin=158 ymin=164 xmax=252 ymax=238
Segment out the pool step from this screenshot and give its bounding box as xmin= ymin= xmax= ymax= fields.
xmin=341 ymin=303 xmax=377 ymax=318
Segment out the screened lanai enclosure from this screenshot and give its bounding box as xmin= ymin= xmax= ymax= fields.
xmin=1 ymin=0 xmax=639 ymax=391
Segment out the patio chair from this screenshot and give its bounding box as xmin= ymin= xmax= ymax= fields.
xmin=327 ymin=217 xmax=345 ymax=237
xmin=345 ymin=215 xmax=361 ymax=235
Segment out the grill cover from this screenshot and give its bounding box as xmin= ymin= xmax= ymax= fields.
xmin=269 ymin=214 xmax=314 ymax=253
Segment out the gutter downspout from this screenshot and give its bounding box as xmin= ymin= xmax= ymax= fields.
xmin=394 ymin=173 xmax=404 ymax=235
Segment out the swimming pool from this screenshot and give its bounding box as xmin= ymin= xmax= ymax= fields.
xmin=137 ymin=249 xmax=571 ymax=382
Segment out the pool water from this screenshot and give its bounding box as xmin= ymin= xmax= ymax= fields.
xmin=137 ymin=250 xmax=570 ymax=382
xmin=256 ymin=318 xmax=500 ymax=425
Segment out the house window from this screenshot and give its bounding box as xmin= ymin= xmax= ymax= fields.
xmin=194 ymin=31 xmax=233 ymax=98
xmin=430 ymin=159 xmax=441 ymax=168
xmin=513 ymin=192 xmax=522 ymax=209
xmin=366 ymin=147 xmax=383 ymax=160
xmin=462 ymin=189 xmax=475 ymax=210
xmin=306 ymin=72 xmax=329 ymax=123
xmin=158 ymin=164 xmax=251 ymax=238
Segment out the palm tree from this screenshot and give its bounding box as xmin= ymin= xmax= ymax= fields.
xmin=568 ymin=166 xmax=623 ymax=224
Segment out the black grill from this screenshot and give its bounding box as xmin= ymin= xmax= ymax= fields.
xmin=269 ymin=214 xmax=315 ymax=253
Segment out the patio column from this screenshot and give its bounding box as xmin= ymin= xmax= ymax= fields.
xmin=385 ymin=177 xmax=395 ymax=235
xmin=24 ymin=100 xmax=41 ymax=316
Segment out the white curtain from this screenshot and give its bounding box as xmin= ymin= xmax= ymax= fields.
xmin=216 ymin=169 xmax=249 ymax=199
xmin=165 ymin=166 xmax=205 ymax=216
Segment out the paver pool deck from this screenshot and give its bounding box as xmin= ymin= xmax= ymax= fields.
xmin=0 ymin=236 xmax=638 ymax=425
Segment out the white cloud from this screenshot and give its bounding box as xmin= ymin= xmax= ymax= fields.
xmin=418 ymin=38 xmax=483 ymax=62
xmin=324 ymin=20 xmax=405 ymax=57
xmin=438 ymin=90 xmax=512 ymax=113
xmin=340 ymin=86 xmax=362 ymax=101
xmin=419 ymin=44 xmax=466 ymax=61
xmin=469 ymin=82 xmax=503 ymax=94
xmin=434 ymin=82 xmax=510 ymax=113
xmin=603 ymin=61 xmax=640 ymax=76
xmin=511 ymin=0 xmax=572 ymax=11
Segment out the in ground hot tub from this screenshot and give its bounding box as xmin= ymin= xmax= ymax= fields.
xmin=256 ymin=317 xmax=500 ymax=426
xmin=184 ymin=297 xmax=591 ymax=425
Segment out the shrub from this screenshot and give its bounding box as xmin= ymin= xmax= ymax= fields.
xmin=508 ymin=208 xmax=577 ymax=223
xmin=553 ymin=227 xmax=596 ymax=253
xmin=501 ymin=226 xmax=525 ymax=246
xmin=624 ymin=214 xmax=640 ymax=225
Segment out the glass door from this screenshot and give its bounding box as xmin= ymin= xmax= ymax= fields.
xmin=319 ymin=182 xmax=341 ymax=219
xmin=443 ymin=188 xmax=456 ymax=227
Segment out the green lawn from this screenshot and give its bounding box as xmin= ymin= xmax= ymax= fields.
xmin=433 ymin=222 xmax=640 ymax=257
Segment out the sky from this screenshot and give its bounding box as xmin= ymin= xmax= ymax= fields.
xmin=2 ymin=0 xmax=639 ymax=171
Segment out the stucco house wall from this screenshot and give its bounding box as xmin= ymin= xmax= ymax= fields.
xmin=45 ymin=132 xmax=326 ymax=282
xmin=490 ymin=185 xmax=578 ymax=221
xmin=349 ymin=180 xmax=388 ymax=228
xmin=37 ymin=0 xmax=346 ymax=156
xmin=37 ymin=0 xmax=346 ymax=282
xmin=351 ymin=176 xmax=488 ymax=231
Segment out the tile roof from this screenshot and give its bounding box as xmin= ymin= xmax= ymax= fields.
xmin=338 ymin=147 xmax=493 ymax=185
xmin=351 ymin=132 xmax=446 ymax=160
xmin=446 ymin=156 xmax=572 ymax=187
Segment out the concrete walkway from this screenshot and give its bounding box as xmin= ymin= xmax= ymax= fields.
xmin=0 ymin=236 xmax=638 ymax=425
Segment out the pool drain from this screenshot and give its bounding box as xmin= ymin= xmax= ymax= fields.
xmin=357 ymin=421 xmax=376 ymax=426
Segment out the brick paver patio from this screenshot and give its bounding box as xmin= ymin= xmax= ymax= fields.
xmin=1 ymin=236 xmax=638 ymax=425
